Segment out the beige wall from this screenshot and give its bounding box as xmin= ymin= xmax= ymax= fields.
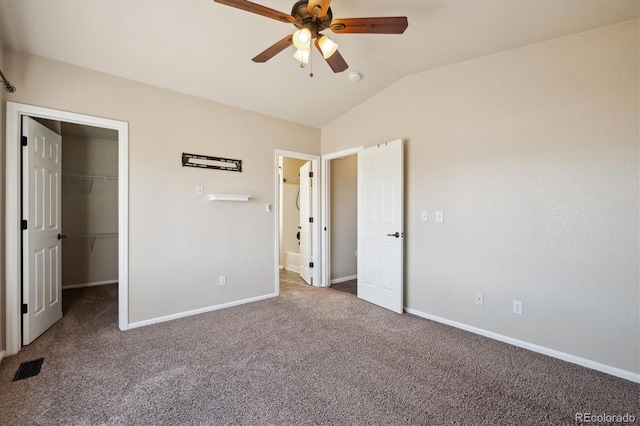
xmin=0 ymin=34 xmax=5 ymax=351
xmin=322 ymin=21 xmax=639 ymax=374
xmin=330 ymin=154 xmax=357 ymax=281
xmin=62 ymin=133 xmax=118 ymax=287
xmin=3 ymin=50 xmax=320 ymax=324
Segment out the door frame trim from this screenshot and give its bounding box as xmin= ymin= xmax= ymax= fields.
xmin=5 ymin=102 xmax=129 ymax=355
xmin=274 ymin=150 xmax=321 ymax=292
xmin=320 ymin=146 xmax=363 ymax=287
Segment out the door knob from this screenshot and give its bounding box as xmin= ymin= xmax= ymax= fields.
xmin=57 ymin=234 xmax=67 ymax=240
xmin=386 ymin=232 xmax=400 ymax=238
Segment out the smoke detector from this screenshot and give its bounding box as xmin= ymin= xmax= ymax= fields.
xmin=348 ymin=71 xmax=362 ymax=82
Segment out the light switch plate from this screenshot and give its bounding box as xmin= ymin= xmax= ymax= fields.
xmin=435 ymin=211 xmax=444 ymax=223
xmin=421 ymin=211 xmax=428 ymax=221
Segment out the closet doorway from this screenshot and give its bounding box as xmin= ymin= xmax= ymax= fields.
xmin=321 ymin=146 xmax=362 ymax=293
xmin=5 ymin=102 xmax=129 ymax=356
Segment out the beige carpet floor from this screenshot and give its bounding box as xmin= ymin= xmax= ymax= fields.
xmin=0 ymin=274 xmax=637 ymax=425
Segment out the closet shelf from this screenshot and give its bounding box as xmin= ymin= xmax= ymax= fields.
xmin=62 ymin=174 xmax=117 ymax=194
xmin=62 ymin=174 xmax=118 ymax=182
xmin=208 ymin=194 xmax=250 ymax=202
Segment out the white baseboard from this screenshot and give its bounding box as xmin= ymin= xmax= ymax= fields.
xmin=63 ymin=280 xmax=118 ymax=290
xmin=285 ymin=266 xmax=300 ymax=273
xmin=0 ymin=350 xmax=5 ymax=364
xmin=405 ymin=307 xmax=640 ymax=384
xmin=331 ymin=275 xmax=357 ymax=285
xmin=128 ymin=292 xmax=278 ymax=330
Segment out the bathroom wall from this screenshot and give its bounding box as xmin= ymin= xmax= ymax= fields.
xmin=281 ymin=157 xmax=307 ymax=269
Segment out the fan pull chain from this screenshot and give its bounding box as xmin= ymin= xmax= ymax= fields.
xmin=309 ymin=46 xmax=314 ymax=78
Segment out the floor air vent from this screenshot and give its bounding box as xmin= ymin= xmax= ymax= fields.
xmin=12 ymin=358 xmax=44 ymax=382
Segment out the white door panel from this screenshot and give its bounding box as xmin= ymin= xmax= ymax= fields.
xmin=357 ymin=140 xmax=404 ymax=313
xmin=22 ymin=117 xmax=63 ymax=344
xmin=299 ymin=161 xmax=312 ymax=285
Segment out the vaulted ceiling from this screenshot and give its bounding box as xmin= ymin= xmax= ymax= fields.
xmin=0 ymin=0 xmax=637 ymax=128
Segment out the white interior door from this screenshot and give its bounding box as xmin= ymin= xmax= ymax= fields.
xmin=357 ymin=140 xmax=404 ymax=313
xmin=22 ymin=117 xmax=63 ymax=344
xmin=299 ymin=161 xmax=313 ymax=285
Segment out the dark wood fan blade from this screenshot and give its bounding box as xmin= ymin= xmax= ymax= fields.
xmin=326 ymin=50 xmax=348 ymax=73
xmin=214 ymin=0 xmax=295 ymax=24
xmin=252 ymin=34 xmax=294 ymax=63
xmin=314 ymin=41 xmax=348 ymax=73
xmin=330 ymin=17 xmax=408 ymax=34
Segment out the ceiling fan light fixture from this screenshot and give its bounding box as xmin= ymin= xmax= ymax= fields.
xmin=293 ymin=48 xmax=310 ymax=65
xmin=316 ymin=35 xmax=338 ymax=59
xmin=293 ymin=28 xmax=312 ymax=51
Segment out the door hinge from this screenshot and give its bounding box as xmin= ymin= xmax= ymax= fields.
xmin=309 ymin=262 xmax=314 ymax=268
xmin=309 ymin=171 xmax=314 ymax=178
xmin=21 ymin=219 xmax=28 ymax=230
xmin=21 ymin=136 xmax=27 ymax=147
xmin=309 ymin=217 xmax=314 ymax=223
xmin=22 ymin=304 xmax=28 ymax=314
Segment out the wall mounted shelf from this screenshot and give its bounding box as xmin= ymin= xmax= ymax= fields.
xmin=208 ymin=194 xmax=250 ymax=202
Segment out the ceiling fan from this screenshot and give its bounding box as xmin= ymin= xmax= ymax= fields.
xmin=213 ymin=0 xmax=408 ymax=74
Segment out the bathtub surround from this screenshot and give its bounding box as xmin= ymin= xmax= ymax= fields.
xmin=285 ymin=251 xmax=300 ymax=274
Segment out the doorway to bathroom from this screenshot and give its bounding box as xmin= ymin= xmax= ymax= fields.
xmin=275 ymin=150 xmax=320 ymax=293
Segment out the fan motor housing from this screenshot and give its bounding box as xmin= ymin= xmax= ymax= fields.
xmin=291 ymin=0 xmax=333 ymax=36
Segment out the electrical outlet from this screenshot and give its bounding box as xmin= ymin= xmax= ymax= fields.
xmin=475 ymin=292 xmax=484 ymax=306
xmin=513 ymin=300 xmax=523 ymax=315
xmin=219 ymin=275 xmax=226 ymax=286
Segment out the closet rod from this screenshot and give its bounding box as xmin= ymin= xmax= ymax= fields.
xmin=67 ymin=233 xmax=118 ymax=238
xmin=62 ymin=174 xmax=118 ymax=181
xmin=66 ymin=233 xmax=118 ymax=251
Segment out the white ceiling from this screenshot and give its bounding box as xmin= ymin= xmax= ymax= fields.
xmin=0 ymin=0 xmax=637 ymax=128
